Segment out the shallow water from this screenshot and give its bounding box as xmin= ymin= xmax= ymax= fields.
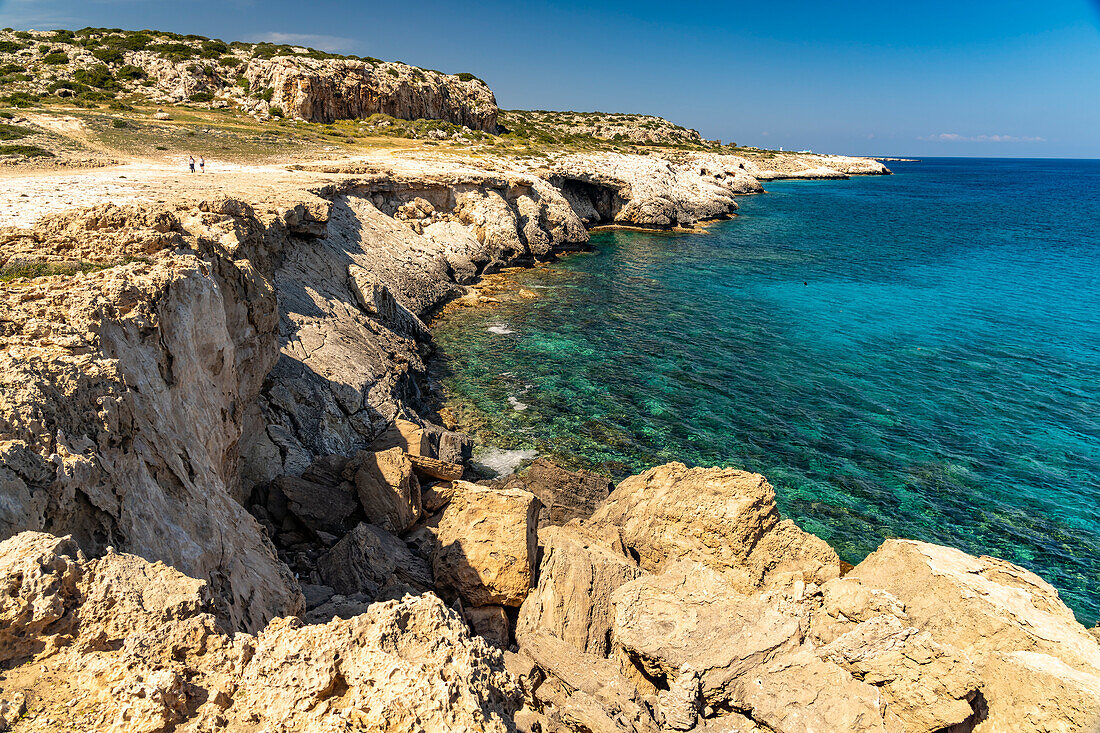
xmin=433 ymin=158 xmax=1100 ymax=623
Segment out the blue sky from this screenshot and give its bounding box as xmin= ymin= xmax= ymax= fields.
xmin=2 ymin=0 xmax=1098 ymax=157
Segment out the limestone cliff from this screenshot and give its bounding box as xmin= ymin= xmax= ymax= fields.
xmin=0 ymin=28 xmax=497 ymax=129
xmin=244 ymin=57 xmax=498 ymax=128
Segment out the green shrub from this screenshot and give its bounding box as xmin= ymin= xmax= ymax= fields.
xmin=0 ymin=61 xmax=27 ymax=74
xmin=260 ymin=87 xmax=273 ymax=102
xmin=456 ymin=72 xmax=480 ymax=83
xmin=0 ymin=122 xmax=29 ymax=140
xmin=14 ymin=32 xmax=32 ymax=40
xmin=111 ymin=119 xmax=129 ymax=128
xmin=269 ymin=106 xmax=283 ymax=117
xmin=92 ymin=47 xmax=125 ymax=64
xmin=188 ymin=91 xmax=214 ymax=102
xmin=236 ymin=77 xmax=249 ymax=92
xmin=0 ymin=112 xmax=13 ymax=118
xmin=42 ymin=51 xmax=69 ymax=65
xmin=118 ymin=33 xmax=151 ymax=51
xmin=386 ymin=67 xmax=398 ymax=78
xmin=38 ymin=44 xmax=52 ymax=54
xmin=0 ymin=40 xmax=23 ymax=53
xmin=3 ymin=91 xmax=39 ymax=107
xmin=47 ymin=80 xmax=90 ymax=94
xmin=148 ymin=43 xmax=196 ymax=61
xmin=199 ymin=40 xmax=227 ymax=58
xmin=116 ymin=64 xmax=144 ymax=80
xmin=220 ymin=56 xmax=241 ymax=68
xmin=0 ymin=257 xmax=146 ymax=282
xmin=108 ymin=100 xmax=133 ymax=111
xmin=76 ymin=90 xmax=113 ymax=101
xmin=49 ymin=30 xmax=74 ymax=43
xmin=74 ymin=65 xmax=118 ymax=89
xmin=0 ymin=144 xmax=52 ymax=157
xmin=251 ymin=43 xmax=287 ymax=59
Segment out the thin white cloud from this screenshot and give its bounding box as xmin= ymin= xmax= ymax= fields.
xmin=920 ymin=133 xmax=1046 ymax=143
xmin=0 ymin=0 xmax=81 ymax=29
xmin=247 ymin=32 xmax=357 ymax=53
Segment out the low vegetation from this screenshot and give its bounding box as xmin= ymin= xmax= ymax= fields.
xmin=0 ymin=256 xmax=147 ymax=282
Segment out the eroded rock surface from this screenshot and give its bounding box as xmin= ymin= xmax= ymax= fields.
xmin=0 ymin=531 xmax=520 ymax=732
xmin=589 ymin=462 xmax=840 ymax=592
xmin=434 ymin=485 xmax=539 ymax=607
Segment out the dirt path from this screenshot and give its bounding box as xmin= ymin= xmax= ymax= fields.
xmin=0 ymin=159 xmax=336 ymax=228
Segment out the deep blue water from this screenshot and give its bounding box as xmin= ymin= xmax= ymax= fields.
xmin=433 ymin=158 xmax=1100 ymax=624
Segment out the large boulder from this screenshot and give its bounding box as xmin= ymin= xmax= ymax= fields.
xmin=317 ymin=522 xmax=432 ymax=599
xmin=235 ymin=597 xmax=519 ymax=731
xmin=815 ymin=611 xmax=980 ymax=733
xmin=611 ymin=562 xmax=889 ymax=733
xmin=344 ymin=447 xmax=422 ymax=534
xmin=271 ymin=474 xmax=359 ymax=537
xmin=434 ymin=485 xmax=539 ymax=607
xmin=847 ymin=540 xmax=1100 ymax=732
xmin=503 ymin=459 xmax=612 ymax=526
xmin=517 ymin=524 xmax=644 ymax=656
xmin=589 ymin=463 xmax=840 ymax=591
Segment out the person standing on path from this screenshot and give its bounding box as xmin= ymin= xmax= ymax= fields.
xmin=199 ymin=157 xmax=205 ymax=173
xmin=188 ymin=155 xmax=195 ymax=173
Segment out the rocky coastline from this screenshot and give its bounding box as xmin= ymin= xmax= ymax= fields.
xmin=2 ymin=141 xmax=1099 ymax=733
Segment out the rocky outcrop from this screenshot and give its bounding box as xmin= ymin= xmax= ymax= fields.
xmin=512 ymin=462 xmax=1100 ymax=733
xmin=589 ymin=462 xmax=840 ymax=592
xmin=550 ymin=152 xmax=762 ymax=228
xmin=248 ymin=165 xmax=590 ymax=484
xmin=0 ymin=203 xmax=304 ymax=633
xmin=245 ymin=56 xmax=498 ymax=128
xmin=0 ymin=531 xmax=520 ymax=732
xmin=0 ymin=29 xmax=497 ymax=130
xmin=845 ymin=540 xmax=1100 ymax=732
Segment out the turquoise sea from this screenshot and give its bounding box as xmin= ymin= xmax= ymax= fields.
xmin=432 ymin=158 xmax=1100 ymax=624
